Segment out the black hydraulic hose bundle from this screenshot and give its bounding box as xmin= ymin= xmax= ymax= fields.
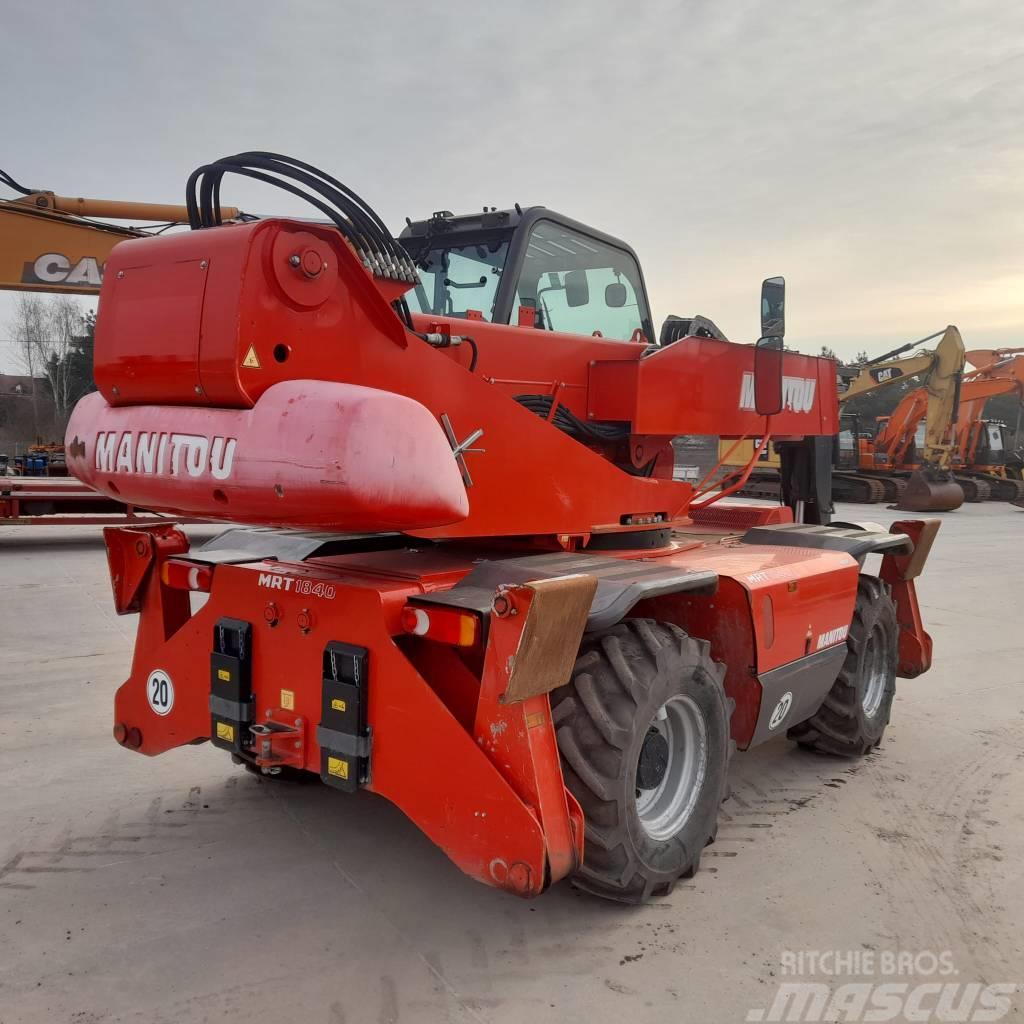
xmin=0 ymin=168 xmax=34 ymax=195
xmin=184 ymin=151 xmax=418 ymax=285
xmin=184 ymin=152 xmax=481 ymax=369
xmin=514 ymin=395 xmax=629 ymax=442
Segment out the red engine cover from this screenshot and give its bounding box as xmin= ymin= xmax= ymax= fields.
xmin=66 ymin=380 xmax=469 ymax=530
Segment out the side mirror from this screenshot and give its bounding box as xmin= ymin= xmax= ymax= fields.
xmin=605 ymin=282 xmax=627 ymax=308
xmin=760 ymin=276 xmax=785 ymax=338
xmin=754 ymin=335 xmax=784 ymax=416
xmin=565 ymin=269 xmax=589 ymax=308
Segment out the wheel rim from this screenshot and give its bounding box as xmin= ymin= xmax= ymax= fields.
xmin=635 ymin=695 xmax=708 ymax=841
xmin=861 ymin=624 xmax=888 ymax=718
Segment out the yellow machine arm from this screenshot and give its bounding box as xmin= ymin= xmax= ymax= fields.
xmin=839 ymin=326 xmax=964 ymax=406
xmin=920 ymin=326 xmax=967 ymax=468
xmin=0 ymin=170 xmax=239 ymax=295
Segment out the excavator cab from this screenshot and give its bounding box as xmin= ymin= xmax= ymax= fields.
xmin=973 ymin=421 xmax=1008 ymax=467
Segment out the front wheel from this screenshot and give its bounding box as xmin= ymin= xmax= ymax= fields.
xmin=552 ymin=619 xmax=732 ymax=904
xmin=788 ymin=575 xmax=897 ymax=756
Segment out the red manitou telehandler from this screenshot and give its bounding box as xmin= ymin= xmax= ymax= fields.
xmin=66 ymin=153 xmax=939 ymax=903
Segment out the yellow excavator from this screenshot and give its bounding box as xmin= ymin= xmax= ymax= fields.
xmin=720 ymin=326 xmax=966 ymax=511
xmin=0 ymin=167 xmax=240 ymax=295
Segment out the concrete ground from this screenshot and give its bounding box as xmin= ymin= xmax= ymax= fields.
xmin=1 ymin=504 xmax=1021 ymax=1024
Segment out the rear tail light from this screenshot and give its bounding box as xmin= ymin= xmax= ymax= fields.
xmin=401 ymin=604 xmax=479 ymax=647
xmin=161 ymin=558 xmax=214 ymax=592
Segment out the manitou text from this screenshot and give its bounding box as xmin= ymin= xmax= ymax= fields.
xmin=94 ymin=431 xmax=237 ymax=480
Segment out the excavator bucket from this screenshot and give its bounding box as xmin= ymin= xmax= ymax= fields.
xmin=894 ymin=470 xmax=964 ymax=512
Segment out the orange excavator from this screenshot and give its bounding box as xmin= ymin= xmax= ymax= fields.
xmin=879 ymin=349 xmax=1024 ymax=502
xmin=835 ymin=327 xmax=965 ymax=511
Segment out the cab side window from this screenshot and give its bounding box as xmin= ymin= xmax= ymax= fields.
xmin=510 ymin=222 xmax=650 ymax=341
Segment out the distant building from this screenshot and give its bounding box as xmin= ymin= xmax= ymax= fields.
xmin=0 ymin=373 xmax=38 ymax=396
xmin=0 ymin=373 xmax=59 ymax=451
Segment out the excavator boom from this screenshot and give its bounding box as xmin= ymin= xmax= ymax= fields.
xmin=0 ymin=170 xmax=239 ymax=294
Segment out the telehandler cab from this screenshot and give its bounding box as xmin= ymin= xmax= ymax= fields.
xmin=66 ymin=153 xmax=938 ymax=902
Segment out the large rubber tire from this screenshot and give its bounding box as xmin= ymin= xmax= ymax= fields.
xmin=788 ymin=575 xmax=897 ymax=756
xmin=552 ymin=619 xmax=732 ymax=903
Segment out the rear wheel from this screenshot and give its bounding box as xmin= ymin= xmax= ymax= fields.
xmin=788 ymin=575 xmax=897 ymax=756
xmin=552 ymin=619 xmax=732 ymax=903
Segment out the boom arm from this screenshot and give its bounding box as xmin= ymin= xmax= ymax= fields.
xmin=839 ymin=327 xmax=965 ymax=405
xmin=839 ymin=352 xmax=936 ymax=402
xmin=955 ymin=353 xmax=1024 ymax=463
xmin=0 ymin=174 xmax=239 ymax=295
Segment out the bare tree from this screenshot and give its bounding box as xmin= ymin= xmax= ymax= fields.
xmin=10 ymin=293 xmax=46 ymax=436
xmin=7 ymin=293 xmax=86 ymax=438
xmin=42 ymin=295 xmax=82 ymax=432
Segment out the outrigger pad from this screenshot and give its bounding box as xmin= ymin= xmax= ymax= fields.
xmin=739 ymin=523 xmax=913 ymax=560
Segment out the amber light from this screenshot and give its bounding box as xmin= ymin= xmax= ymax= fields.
xmin=401 ymin=605 xmax=479 ymax=647
xmin=161 ymin=559 xmax=214 ymax=592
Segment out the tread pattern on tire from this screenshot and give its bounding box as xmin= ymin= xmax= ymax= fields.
xmin=787 ymin=575 xmax=897 ymax=757
xmin=552 ymin=619 xmax=732 ymax=903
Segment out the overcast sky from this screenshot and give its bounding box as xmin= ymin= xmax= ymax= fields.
xmin=2 ymin=0 xmax=1022 ymax=371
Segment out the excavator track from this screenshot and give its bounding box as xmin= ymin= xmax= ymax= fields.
xmin=832 ymin=473 xmax=887 ymax=504
xmin=732 ymin=473 xmax=782 ymax=501
xmin=868 ymin=474 xmax=906 ymax=502
xmin=955 ymin=475 xmax=991 ymax=502
xmin=972 ymin=475 xmax=1024 ymax=502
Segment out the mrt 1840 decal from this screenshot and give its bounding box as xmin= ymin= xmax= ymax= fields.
xmin=94 ymin=431 xmax=236 ymax=479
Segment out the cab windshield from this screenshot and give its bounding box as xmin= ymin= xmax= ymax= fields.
xmin=511 ymin=221 xmax=650 ymax=342
xmin=403 ymin=238 xmax=510 ymax=321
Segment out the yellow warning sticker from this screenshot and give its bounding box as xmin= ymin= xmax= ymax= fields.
xmin=280 ymin=689 xmax=295 ymax=710
xmin=242 ymin=345 xmax=261 ymax=369
xmin=216 ymin=722 xmax=235 ymax=742
xmin=217 ymin=668 xmax=231 ymax=682
xmin=327 ymin=756 xmax=349 ymax=780
xmin=330 ymin=698 xmax=347 ymax=713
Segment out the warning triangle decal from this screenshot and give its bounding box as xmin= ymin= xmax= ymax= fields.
xmin=242 ymin=345 xmax=261 ymax=369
